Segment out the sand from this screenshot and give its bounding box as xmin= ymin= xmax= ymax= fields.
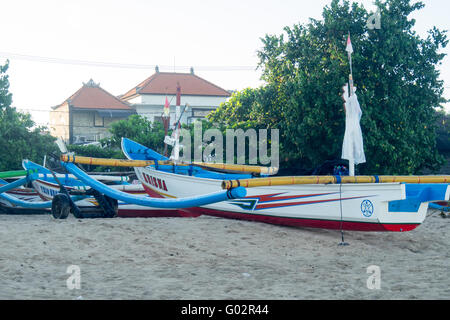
xmin=0 ymin=209 xmax=449 ymax=300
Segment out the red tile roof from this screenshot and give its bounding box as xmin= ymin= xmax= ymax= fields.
xmin=55 ymin=79 xmax=133 ymax=110
xmin=121 ymin=72 xmax=231 ymax=100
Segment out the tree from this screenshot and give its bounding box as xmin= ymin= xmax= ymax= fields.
xmin=0 ymin=60 xmax=58 ymax=171
xmin=435 ymin=110 xmax=450 ymax=156
xmin=101 ymin=114 xmax=169 ymax=154
xmin=209 ymin=0 xmax=448 ymax=175
xmin=63 ymin=115 xmax=170 ymax=171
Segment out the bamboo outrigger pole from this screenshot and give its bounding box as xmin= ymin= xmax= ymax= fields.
xmin=60 ymin=155 xmax=278 ymax=176
xmin=222 ymin=175 xmax=450 ymax=189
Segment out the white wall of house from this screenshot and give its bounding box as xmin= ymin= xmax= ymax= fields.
xmin=135 ymin=105 xmax=189 ymax=125
xmin=128 ymin=94 xmax=228 ymax=107
xmin=129 ymin=93 xmax=229 ymax=126
xmin=49 ymin=102 xmax=70 ymax=142
xmin=72 ymin=111 xmax=130 ymax=143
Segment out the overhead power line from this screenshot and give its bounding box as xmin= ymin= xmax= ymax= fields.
xmin=0 ymin=51 xmax=257 ymax=71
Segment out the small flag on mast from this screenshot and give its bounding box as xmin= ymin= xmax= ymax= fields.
xmin=346 ymin=33 xmax=353 ymax=54
xmin=163 ymin=96 xmax=170 ymax=117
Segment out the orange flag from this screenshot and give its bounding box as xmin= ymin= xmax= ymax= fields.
xmin=346 ymin=33 xmax=353 ymax=54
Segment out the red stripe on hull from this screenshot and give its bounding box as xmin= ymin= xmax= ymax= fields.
xmin=36 ymin=179 xmax=74 ymax=190
xmin=6 ymin=190 xmax=39 ymax=196
xmin=255 ymin=196 xmax=365 ymax=210
xmin=190 ymin=208 xmax=419 ymax=232
xmin=142 ymin=184 xmax=165 ymax=198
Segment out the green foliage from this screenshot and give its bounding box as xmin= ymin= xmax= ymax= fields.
xmin=209 ymin=0 xmax=448 ymax=174
xmin=435 ymin=111 xmax=450 ymax=156
xmin=67 ymin=144 xmax=124 ymax=159
xmin=66 ymin=114 xmax=170 ymax=171
xmin=0 ymin=61 xmax=58 ymax=171
xmin=66 ymin=144 xmax=126 ymax=172
xmin=102 ymin=114 xmax=169 ymax=155
xmin=63 ymin=115 xmax=172 ymax=172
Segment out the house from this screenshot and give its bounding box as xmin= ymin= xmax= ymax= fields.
xmin=49 ymin=79 xmax=136 ymax=144
xmin=120 ymin=67 xmax=231 ymax=125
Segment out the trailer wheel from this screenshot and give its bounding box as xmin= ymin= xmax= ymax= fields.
xmin=104 ymin=196 xmax=118 ymax=218
xmin=51 ymin=194 xmax=71 ymax=219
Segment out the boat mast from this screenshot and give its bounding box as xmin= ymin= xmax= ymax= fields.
xmin=346 ymin=32 xmax=355 ymax=176
xmin=163 ymin=96 xmax=170 ymax=158
xmin=173 ymin=83 xmax=181 ymax=161
xmin=346 ymin=32 xmax=354 ymax=98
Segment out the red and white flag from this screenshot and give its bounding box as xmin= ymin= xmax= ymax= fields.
xmin=345 ymin=33 xmax=353 ymax=54
xmin=163 ymin=96 xmax=170 ymax=117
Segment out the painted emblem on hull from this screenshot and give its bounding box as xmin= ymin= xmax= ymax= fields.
xmin=361 ymin=200 xmax=374 ymax=217
xmin=229 ymin=199 xmax=259 ymax=211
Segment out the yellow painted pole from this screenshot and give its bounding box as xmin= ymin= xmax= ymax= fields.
xmin=61 ymin=154 xmax=155 ymax=167
xmin=60 ymin=154 xmax=278 ymax=175
xmin=222 ymin=175 xmax=450 ymax=189
xmin=191 ymin=162 xmax=278 ymax=175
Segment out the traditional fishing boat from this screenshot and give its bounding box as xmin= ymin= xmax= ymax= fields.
xmin=56 ymin=139 xmax=449 ymax=232
xmin=58 ymin=36 xmax=449 ymax=230
xmin=0 ymin=169 xmax=56 ymax=214
xmin=26 ymin=147 xmax=246 ymax=219
xmin=0 ymin=175 xmax=48 ymax=214
xmin=22 ymin=160 xmax=199 ymax=218
xmin=97 ymin=138 xmax=448 ymax=232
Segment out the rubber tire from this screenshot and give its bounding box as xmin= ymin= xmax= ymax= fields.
xmin=104 ymin=196 xmax=118 ymax=218
xmin=51 ymin=193 xmax=71 ymax=219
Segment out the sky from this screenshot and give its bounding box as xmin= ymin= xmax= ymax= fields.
xmin=0 ymin=0 xmax=449 ymax=126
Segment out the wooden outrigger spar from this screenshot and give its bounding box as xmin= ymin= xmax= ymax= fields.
xmin=61 ymin=154 xmax=278 ymax=175
xmin=222 ymin=175 xmax=450 ymax=189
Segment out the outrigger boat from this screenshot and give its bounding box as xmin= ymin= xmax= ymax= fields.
xmin=33 ymin=147 xmax=246 ymax=219
xmin=22 ymin=160 xmax=198 ymax=218
xmin=116 ymin=138 xmax=449 ymax=232
xmin=105 ymin=38 xmax=449 ymax=232
xmin=429 ymin=201 xmax=450 ymax=215
xmin=1 ymin=161 xmax=246 ymax=219
xmin=55 ymin=139 xmax=450 ymax=232
xmin=0 ymin=172 xmax=48 ymax=214
xmin=0 ymin=169 xmax=64 ymax=214
xmin=56 ymin=36 xmax=449 ymax=231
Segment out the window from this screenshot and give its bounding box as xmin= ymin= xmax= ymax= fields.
xmin=94 ymin=112 xmax=104 ymax=127
xmin=192 ymin=108 xmax=214 ymax=118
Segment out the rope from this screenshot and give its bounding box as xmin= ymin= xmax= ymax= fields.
xmin=338 ymin=182 xmax=349 ymax=246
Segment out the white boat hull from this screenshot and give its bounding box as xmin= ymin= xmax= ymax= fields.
xmin=0 ymin=185 xmax=48 ymax=214
xmin=133 ymin=166 xmax=447 ymax=231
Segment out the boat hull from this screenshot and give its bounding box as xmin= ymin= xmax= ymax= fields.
xmin=0 ymin=185 xmax=49 ymax=214
xmin=134 ymin=166 xmax=447 ymax=232
xmin=191 ymin=207 xmax=420 ymax=232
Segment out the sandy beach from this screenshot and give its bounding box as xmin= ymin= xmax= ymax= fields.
xmin=0 ymin=209 xmax=449 ymax=300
